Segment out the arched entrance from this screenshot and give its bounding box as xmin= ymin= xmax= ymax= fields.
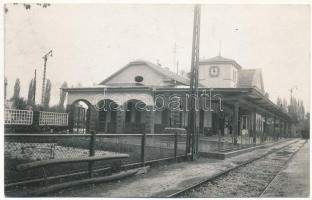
xmin=96 ymin=99 xmax=118 ymax=133
xmin=124 ymin=99 xmax=147 ymax=134
xmin=69 ymin=99 xmax=92 ymax=133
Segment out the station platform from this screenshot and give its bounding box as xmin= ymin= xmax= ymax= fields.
xmin=50 ymin=138 xmax=304 ymax=197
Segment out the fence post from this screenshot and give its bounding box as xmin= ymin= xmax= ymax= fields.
xmin=174 ymin=132 xmax=178 ymax=162
xmin=218 ymin=130 xmax=221 ymax=151
xmin=32 ymin=111 xmax=40 ymax=130
xmin=141 ymin=132 xmax=146 ymax=166
xmin=89 ymin=130 xmax=96 ymax=178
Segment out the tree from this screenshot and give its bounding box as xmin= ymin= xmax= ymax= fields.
xmin=13 ymin=97 xmax=27 ymax=110
xmin=48 ymin=105 xmax=59 ymax=112
xmin=276 ymin=96 xmax=283 ymax=108
xmin=11 ymin=78 xmax=21 ymax=101
xmin=288 ymin=97 xmax=306 ymax=124
xmin=288 ymin=97 xmax=297 ymax=121
xmin=299 ymin=100 xmax=305 ymax=121
xmin=58 ymin=81 xmax=68 ymax=111
xmin=282 ymin=98 xmax=288 ymax=112
xmin=302 ymin=112 xmax=310 ymax=139
xmin=27 ymin=79 xmax=35 ymax=106
xmin=43 ymin=79 xmax=51 ymax=109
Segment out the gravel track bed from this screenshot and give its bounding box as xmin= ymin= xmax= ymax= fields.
xmin=180 ymin=142 xmax=304 ymax=198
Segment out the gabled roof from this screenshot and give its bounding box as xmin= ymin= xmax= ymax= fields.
xmin=199 ymin=55 xmax=242 ymax=69
xmin=99 ymin=59 xmax=190 ymax=86
xmin=238 ymin=69 xmax=264 ymax=92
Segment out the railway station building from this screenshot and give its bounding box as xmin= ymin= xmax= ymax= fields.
xmin=63 ymin=55 xmax=293 ymax=143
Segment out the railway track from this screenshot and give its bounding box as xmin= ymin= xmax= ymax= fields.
xmin=168 ymin=140 xmax=306 ymax=198
xmin=257 ymin=140 xmax=305 ymax=197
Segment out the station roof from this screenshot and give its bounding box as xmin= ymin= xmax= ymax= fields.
xmin=156 ymin=87 xmax=292 ymax=122
xmin=238 ymin=69 xmax=265 ymax=93
xmin=63 ymin=86 xmax=292 ymax=122
xmin=199 ymin=55 xmax=242 ymax=70
xmin=99 ymin=60 xmax=190 ymax=86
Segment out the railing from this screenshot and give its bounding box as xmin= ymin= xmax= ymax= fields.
xmin=39 ymin=111 xmax=68 ymax=126
xmin=4 ymin=133 xmax=187 ymax=189
xmin=198 ymin=131 xmax=277 ymax=152
xmin=5 ymin=109 xmax=33 ymax=125
xmin=4 ymin=109 xmax=69 ymax=128
xmin=4 ymin=130 xmax=283 ymax=193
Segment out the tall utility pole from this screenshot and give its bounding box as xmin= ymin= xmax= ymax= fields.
xmin=187 ymin=5 xmax=201 ymax=161
xmin=41 ymin=50 xmax=53 ymax=105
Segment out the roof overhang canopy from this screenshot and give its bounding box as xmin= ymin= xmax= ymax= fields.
xmin=63 ymin=86 xmax=292 ymax=122
xmin=156 ymin=86 xmax=293 ymax=122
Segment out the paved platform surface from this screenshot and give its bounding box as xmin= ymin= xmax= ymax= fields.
xmin=261 ymin=140 xmax=310 ymax=198
xmin=51 ymin=139 xmax=305 ymax=197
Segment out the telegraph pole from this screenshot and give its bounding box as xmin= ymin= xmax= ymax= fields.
xmin=41 ymin=50 xmax=53 ymax=105
xmin=187 ymin=5 xmax=201 ymax=161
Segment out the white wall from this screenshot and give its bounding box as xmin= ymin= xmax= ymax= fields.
xmin=67 ymin=90 xmax=154 ymax=106
xmin=105 ymin=64 xmax=167 ymax=86
xmin=198 ymin=63 xmax=238 ymax=88
xmin=67 ymin=91 xmax=100 ymax=106
xmin=254 ymin=73 xmax=264 ymax=92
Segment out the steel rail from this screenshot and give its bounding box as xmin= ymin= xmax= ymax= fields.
xmin=258 ymin=140 xmax=307 ymax=197
xmin=167 ymin=139 xmax=301 ymax=198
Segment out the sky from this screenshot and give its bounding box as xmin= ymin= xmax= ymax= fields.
xmin=4 ymin=3 xmax=310 ymax=110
